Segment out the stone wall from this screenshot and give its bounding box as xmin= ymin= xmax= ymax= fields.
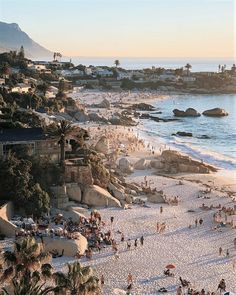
xmin=0 ymin=202 xmax=17 ymax=237
xmin=65 ymin=164 xmax=93 ymax=185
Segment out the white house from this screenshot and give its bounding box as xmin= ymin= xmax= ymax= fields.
xmin=11 ymin=83 xmax=32 ymax=93
xmin=117 ymin=71 xmax=132 ymax=80
xmin=181 ymin=76 xmax=196 ymax=82
xmin=84 ymin=67 xmax=93 ymax=76
xmin=28 ymin=64 xmax=47 ymax=72
xmin=159 ymin=73 xmax=179 ymax=82
xmin=95 ymin=68 xmax=113 ymax=77
xmin=0 ymin=78 xmax=5 ymax=85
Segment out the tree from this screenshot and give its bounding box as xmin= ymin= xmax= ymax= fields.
xmin=1 ymin=238 xmax=54 ymax=295
xmin=53 ymin=262 xmax=101 ymax=295
xmin=18 ymin=46 xmax=25 ymax=60
xmin=114 ymin=59 xmax=120 ymax=68
xmin=185 ymin=63 xmax=192 ymax=76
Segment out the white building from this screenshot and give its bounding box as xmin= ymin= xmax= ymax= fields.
xmin=159 ymin=73 xmax=179 ymax=82
xmin=95 ymin=68 xmax=113 ymax=77
xmin=84 ymin=67 xmax=93 ymax=76
xmin=117 ymin=71 xmax=132 ymax=80
xmin=181 ymin=76 xmax=196 ymax=82
xmin=11 ymin=83 xmax=32 ymax=93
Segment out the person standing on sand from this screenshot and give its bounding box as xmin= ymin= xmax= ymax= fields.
xmin=100 ymin=274 xmax=105 ymax=287
xmin=127 ymin=239 xmax=131 ymax=250
xmin=121 ymin=233 xmax=125 ymax=242
xmin=160 ymin=206 xmax=163 ymax=214
xmin=140 ymin=236 xmax=144 ymax=246
xmin=110 ymin=216 xmax=114 ymax=225
xmin=156 ymin=222 xmax=160 ymax=233
xmin=195 ymin=218 xmax=198 ymax=227
xmin=177 ymin=286 xmax=182 ymax=295
xmin=219 ymin=247 xmax=223 ymax=256
xmin=226 ymin=249 xmax=229 ymax=257
xmin=199 ymin=218 xmax=203 ymax=225
xmin=134 ymin=239 xmax=138 ymax=249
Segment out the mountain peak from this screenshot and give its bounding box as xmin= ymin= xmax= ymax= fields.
xmin=0 ymin=21 xmax=52 ymax=58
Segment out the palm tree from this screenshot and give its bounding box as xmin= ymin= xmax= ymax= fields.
xmin=1 ymin=238 xmax=53 ymax=295
xmin=2 ymin=270 xmax=54 ymax=295
xmin=114 ymin=59 xmax=120 ymax=68
xmin=54 ymin=120 xmax=73 ymax=167
xmin=53 ymin=262 xmax=101 ymax=295
xmin=185 ymin=63 xmax=192 ymax=76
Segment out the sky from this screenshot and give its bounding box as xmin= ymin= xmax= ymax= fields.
xmin=0 ymin=0 xmax=235 ymax=58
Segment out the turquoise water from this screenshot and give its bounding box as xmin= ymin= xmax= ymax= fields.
xmin=140 ymin=94 xmax=236 ymax=171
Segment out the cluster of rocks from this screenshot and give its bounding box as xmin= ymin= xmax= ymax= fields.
xmin=90 ymin=98 xmax=111 ymax=109
xmin=173 ymin=107 xmax=228 ymax=117
xmin=151 ymin=150 xmax=217 ymax=174
xmin=128 ymin=102 xmax=155 ymax=111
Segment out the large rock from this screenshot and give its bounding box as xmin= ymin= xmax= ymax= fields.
xmin=108 ymin=182 xmax=126 ymax=201
xmin=173 ymin=108 xmax=200 ymax=117
xmin=119 ymin=158 xmax=133 ymax=173
xmin=129 ymin=103 xmax=155 ymax=111
xmin=83 ymin=185 xmax=121 ymax=207
xmin=202 ymin=108 xmax=228 ymax=117
xmin=95 ymin=136 xmax=109 ymax=154
xmin=150 ymin=160 xmax=164 ymax=169
xmin=134 ymin=158 xmax=149 ymax=170
xmin=92 ymin=98 xmax=110 ymax=108
xmin=44 ymin=235 xmax=87 ymax=256
xmin=74 ymin=110 xmax=89 ymax=122
xmin=88 ymin=112 xmax=108 ymax=123
xmin=159 ymin=150 xmax=217 ymax=174
xmin=66 ymin=183 xmax=82 ymax=203
xmin=148 ymin=191 xmax=166 ymax=203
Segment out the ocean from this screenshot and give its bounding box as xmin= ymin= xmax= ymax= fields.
xmin=67 ymin=57 xmax=235 ymax=72
xmin=138 ymin=94 xmax=236 ymax=172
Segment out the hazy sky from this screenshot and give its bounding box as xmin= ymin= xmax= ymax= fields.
xmin=0 ymin=0 xmax=235 ymax=58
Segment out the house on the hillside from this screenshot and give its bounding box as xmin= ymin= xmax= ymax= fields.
xmin=95 ymin=68 xmax=113 ymax=77
xmin=0 ymin=128 xmax=61 ymax=163
xmin=117 ymin=71 xmax=132 ymax=80
xmin=11 ymin=83 xmax=32 ymax=93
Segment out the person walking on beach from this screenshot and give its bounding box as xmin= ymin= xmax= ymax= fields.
xmin=127 ymin=239 xmax=131 ymax=250
xmin=195 ymin=218 xmax=198 ymax=227
xmin=160 ymin=206 xmax=163 ymax=214
xmin=234 ymin=237 xmax=236 ymax=248
xmin=140 ymin=235 xmax=144 ymax=246
xmin=127 ymin=273 xmax=133 ymax=284
xmin=110 ymin=216 xmax=114 ymax=225
xmin=226 ymin=249 xmax=229 ymax=257
xmin=199 ymin=218 xmax=203 ymax=225
xmin=134 ymin=239 xmax=138 ymax=249
xmin=156 ymin=222 xmax=160 ymax=233
xmin=121 ymin=233 xmax=125 ymax=242
xmin=219 ymin=247 xmax=223 ymax=256
xmin=217 ymin=278 xmax=226 ymax=293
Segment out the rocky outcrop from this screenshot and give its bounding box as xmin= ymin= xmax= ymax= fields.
xmin=88 ymin=113 xmax=108 ymax=123
xmin=108 ymin=182 xmax=126 ymax=201
xmin=109 ymin=114 xmax=137 ymax=126
xmin=134 ymin=158 xmax=149 ymax=170
xmin=119 ymin=158 xmax=133 ymax=173
xmin=83 ymin=185 xmax=121 ymax=207
xmin=91 ymin=98 xmax=110 ymax=108
xmin=74 ymin=109 xmax=89 ymax=122
xmin=95 ymin=136 xmax=109 ymax=154
xmin=66 ymin=183 xmax=82 ymax=203
xmin=173 ymin=108 xmax=201 ymax=117
xmin=173 ymin=131 xmax=193 ymax=137
xmin=202 ymin=108 xmax=228 ymax=117
xmin=44 ymin=234 xmax=87 ymax=256
xmin=159 ymin=150 xmax=217 ymax=174
xmin=129 ymin=103 xmax=155 ymax=111
xmin=148 ymin=191 xmax=166 ymax=203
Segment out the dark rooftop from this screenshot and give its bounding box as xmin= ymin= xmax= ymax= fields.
xmin=0 ymin=128 xmax=51 ymax=142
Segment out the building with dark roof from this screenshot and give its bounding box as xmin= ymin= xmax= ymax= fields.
xmin=0 ymin=127 xmax=60 ymax=163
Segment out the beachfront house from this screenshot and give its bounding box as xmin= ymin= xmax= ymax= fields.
xmin=117 ymin=71 xmax=132 ymax=80
xmin=0 ymin=127 xmax=61 ymax=163
xmin=95 ymin=68 xmax=113 ymax=77
xmin=181 ymin=76 xmax=196 ymax=83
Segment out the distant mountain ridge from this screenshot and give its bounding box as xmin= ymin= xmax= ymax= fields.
xmin=0 ymin=21 xmax=53 ymax=58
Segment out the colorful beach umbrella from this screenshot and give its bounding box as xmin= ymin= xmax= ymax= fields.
xmin=165 ymin=264 xmax=176 ymax=269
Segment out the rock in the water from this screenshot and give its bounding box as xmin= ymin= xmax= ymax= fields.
xmin=95 ymin=136 xmax=109 ymax=154
xmin=202 ymin=108 xmax=228 ymax=117
xmin=83 ymin=185 xmax=121 ymax=207
xmin=174 ymin=131 xmax=193 ymax=137
xmin=119 ymin=158 xmax=133 ymax=173
xmin=129 ymin=103 xmax=155 ymax=111
xmin=173 ymin=108 xmax=200 ymax=117
xmin=134 ymin=158 xmax=149 ymax=170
